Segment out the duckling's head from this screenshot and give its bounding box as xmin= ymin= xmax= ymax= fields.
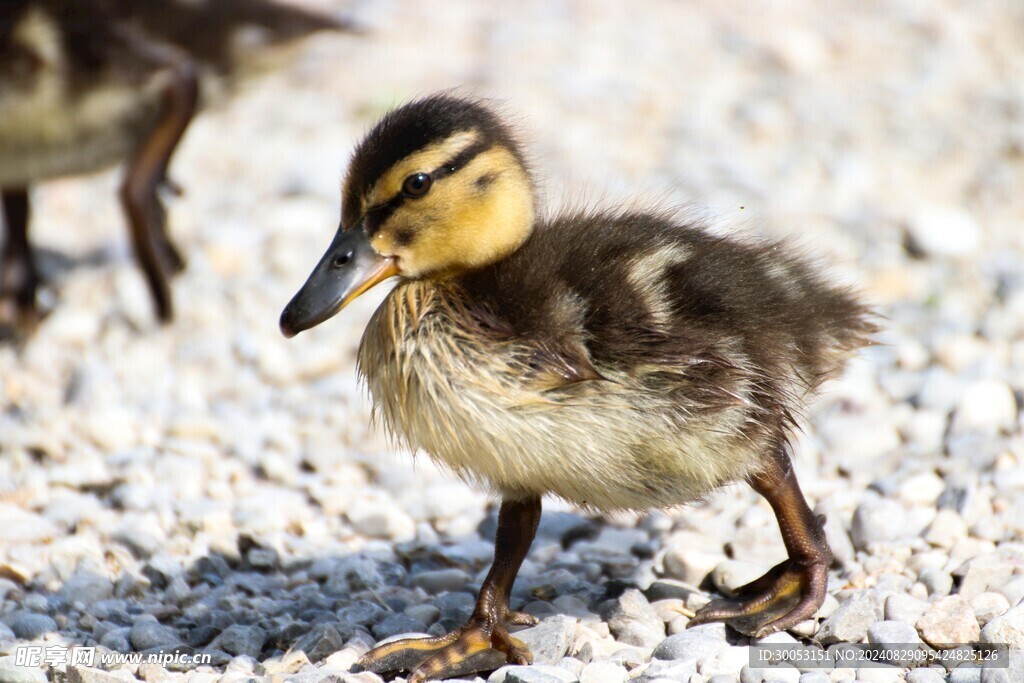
xmin=280 ymin=94 xmax=535 ymax=336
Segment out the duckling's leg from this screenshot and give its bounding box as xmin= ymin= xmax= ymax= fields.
xmin=120 ymin=60 xmax=198 ymax=322
xmin=688 ymin=444 xmax=831 ymax=638
xmin=0 ymin=187 xmax=41 ymax=337
xmin=354 ymin=497 xmax=542 ymax=682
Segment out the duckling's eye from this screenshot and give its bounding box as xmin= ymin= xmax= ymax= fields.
xmin=332 ymin=250 xmax=353 ymax=268
xmin=402 ymin=173 xmax=432 ymax=198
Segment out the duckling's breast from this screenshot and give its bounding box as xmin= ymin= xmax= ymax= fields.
xmin=358 ymin=281 xmax=764 ymax=512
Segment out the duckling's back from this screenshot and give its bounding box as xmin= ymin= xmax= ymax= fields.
xmin=467 ymin=210 xmax=873 ymax=407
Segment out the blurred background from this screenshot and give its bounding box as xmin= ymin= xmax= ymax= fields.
xmin=1 ymin=0 xmax=1023 ymax=679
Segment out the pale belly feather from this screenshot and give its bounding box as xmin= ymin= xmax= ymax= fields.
xmin=358 ymin=283 xmax=763 ymax=512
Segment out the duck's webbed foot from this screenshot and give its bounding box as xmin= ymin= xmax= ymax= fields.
xmin=688 ymin=445 xmax=831 ymax=638
xmin=354 ymin=609 xmax=536 ymax=682
xmin=354 ymin=497 xmax=541 ymax=682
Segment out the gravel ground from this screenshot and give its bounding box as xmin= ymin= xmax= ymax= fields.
xmin=1 ymin=2 xmax=1023 ymax=682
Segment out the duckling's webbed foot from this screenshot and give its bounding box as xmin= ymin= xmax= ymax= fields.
xmin=120 ymin=58 xmax=198 ymax=322
xmin=354 ymin=497 xmax=541 ymax=682
xmin=689 ymin=446 xmax=831 ymax=638
xmin=0 ymin=188 xmax=42 ymax=340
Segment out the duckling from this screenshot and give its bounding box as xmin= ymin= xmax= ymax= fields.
xmin=0 ymin=0 xmax=351 ymax=336
xmin=280 ymin=94 xmax=875 ymax=682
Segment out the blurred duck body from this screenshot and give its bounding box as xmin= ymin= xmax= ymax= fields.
xmin=0 ymin=0 xmax=348 ymax=336
xmin=281 ymin=95 xmax=875 ymax=682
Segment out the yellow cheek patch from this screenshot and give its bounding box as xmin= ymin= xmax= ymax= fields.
xmin=370 ymin=145 xmax=534 ymax=278
xmin=365 ymin=129 xmax=481 ymax=208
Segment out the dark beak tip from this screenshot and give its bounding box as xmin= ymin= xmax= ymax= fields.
xmin=279 ymin=310 xmax=300 ymax=338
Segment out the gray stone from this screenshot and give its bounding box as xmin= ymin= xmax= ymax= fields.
xmin=556 ymin=657 xmax=584 ymax=678
xmin=215 ymin=624 xmax=267 ymax=658
xmin=651 ymin=624 xmax=728 ymax=661
xmin=60 ymin=572 xmax=114 ymax=605
xmin=410 ymin=568 xmax=472 ymax=593
xmin=10 ymin=612 xmax=57 ymax=639
xmin=99 ymin=627 xmax=132 ymax=653
xmin=883 ymin=593 xmax=928 ymax=624
xmin=951 ymin=379 xmax=1018 ymax=435
xmin=599 ymin=589 xmax=665 ymax=648
xmin=740 ymin=665 xmax=800 ymax=683
xmin=293 ymin=623 xmax=346 ymax=663
xmin=916 ymin=595 xmax=980 ymax=647
xmin=970 ymin=592 xmax=1010 ymax=626
xmin=0 ymin=656 xmax=47 ymax=683
xmin=491 ymin=664 xmax=578 ymax=683
xmin=372 ymin=613 xmax=426 ymax=640
xmin=948 ymin=668 xmax=983 ymax=683
xmin=905 ymin=205 xmax=981 ymax=257
xmin=817 ymin=591 xmax=882 ymax=644
xmin=797 ymin=673 xmax=829 ymax=683
xmin=711 ymin=561 xmax=766 ymax=596
xmin=66 ymin=667 xmax=137 ymax=683
xmin=515 ymin=615 xmax=576 ymax=665
xmin=580 ymin=661 xmax=626 ymax=683
xmin=638 ymin=658 xmax=698 ymax=681
xmin=404 ymin=603 xmax=440 ymax=627
xmin=905 ymin=668 xmax=947 ymax=683
xmin=130 ymin=616 xmax=183 ymax=650
xmin=850 ymin=498 xmax=912 ymax=550
xmin=866 ymin=620 xmax=926 ymax=666
xmin=954 ymin=555 xmax=1016 ymax=600
xmin=918 ymin=567 xmax=954 ymax=596
xmin=980 ymin=603 xmax=1024 ymax=648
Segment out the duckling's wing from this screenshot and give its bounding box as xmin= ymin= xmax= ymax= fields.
xmin=464 ymin=209 xmax=873 ymax=410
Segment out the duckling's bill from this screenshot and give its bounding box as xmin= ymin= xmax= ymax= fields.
xmin=279 ymin=228 xmax=398 ymax=337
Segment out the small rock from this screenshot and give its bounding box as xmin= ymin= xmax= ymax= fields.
xmin=850 ymin=498 xmax=912 ymax=550
xmin=100 ymin=627 xmax=132 ymax=653
xmin=347 ymin=501 xmax=415 ymax=541
xmin=67 ymin=667 xmax=137 ymax=683
xmin=0 ymin=656 xmax=47 ymax=683
xmin=918 ymin=567 xmax=954 ymax=597
xmin=954 ymin=555 xmax=1015 ymax=600
xmin=637 ymin=659 xmax=698 ymax=681
xmin=711 ymin=561 xmax=766 ymax=596
xmin=905 ymin=668 xmax=947 ymax=683
xmin=491 ymin=664 xmax=578 ymax=683
xmin=651 ymin=623 xmax=728 ymax=661
xmin=951 ymin=380 xmax=1018 ymax=435
xmin=817 ymin=591 xmax=883 ymax=644
xmin=867 ymin=620 xmax=926 ymax=666
xmin=916 ymin=595 xmax=980 ymax=647
xmin=905 ymin=205 xmax=981 ymax=258
xmin=980 ymin=603 xmax=1024 ymax=648
xmin=579 ymin=661 xmax=626 ymax=683
xmin=410 ymin=568 xmax=472 ymax=593
xmin=293 ymin=623 xmax=346 ymax=662
xmin=516 ymin=615 xmax=576 ymax=665
xmin=970 ymin=592 xmax=1010 ymax=626
xmin=215 ymin=624 xmax=266 ymax=658
xmin=130 ymin=617 xmax=183 ymax=650
xmin=884 ymin=593 xmax=929 ymax=624
xmin=60 ymin=572 xmax=114 ymax=606
xmin=601 ymin=589 xmax=664 ymax=648
xmin=10 ymin=612 xmax=58 ymax=639
xmin=372 ymin=613 xmax=426 ymax=640
xmin=923 ymin=509 xmax=967 ymax=548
